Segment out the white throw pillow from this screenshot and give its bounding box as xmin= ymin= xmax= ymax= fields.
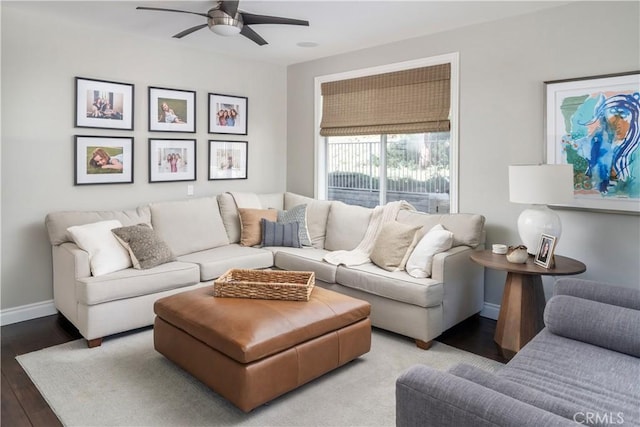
xmin=405 ymin=224 xmax=454 ymax=278
xmin=67 ymin=220 xmax=132 ymax=276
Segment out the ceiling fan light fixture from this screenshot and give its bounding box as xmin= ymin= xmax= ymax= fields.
xmin=208 ymin=9 xmax=242 ymax=36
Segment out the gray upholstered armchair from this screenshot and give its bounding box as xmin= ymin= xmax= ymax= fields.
xmin=396 ymin=278 xmax=640 ymax=426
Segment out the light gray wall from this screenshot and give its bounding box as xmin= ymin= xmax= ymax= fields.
xmin=1 ymin=6 xmax=287 ymax=310
xmin=287 ymin=1 xmax=640 ymax=304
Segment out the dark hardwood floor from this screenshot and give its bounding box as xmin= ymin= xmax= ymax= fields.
xmin=1 ymin=313 xmax=506 ymax=426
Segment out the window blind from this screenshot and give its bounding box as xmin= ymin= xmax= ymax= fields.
xmin=320 ymin=63 xmax=450 ymax=137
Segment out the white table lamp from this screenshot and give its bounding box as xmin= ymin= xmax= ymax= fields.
xmin=509 ymin=164 xmax=573 ymax=254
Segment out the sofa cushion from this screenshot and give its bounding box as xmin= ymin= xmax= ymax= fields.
xmin=284 ymin=192 xmax=332 ymax=249
xmin=277 ymin=204 xmax=312 ymax=246
xmin=111 ymin=223 xmax=176 ymax=270
xmin=67 ymin=220 xmax=132 ymax=276
xmin=272 ymin=247 xmax=337 ymax=284
xmin=449 ymin=364 xmax=584 ymax=423
xmin=405 ymin=224 xmax=454 ymax=278
xmin=261 ymin=219 xmax=301 ymax=248
xmin=335 ymin=263 xmax=443 ymax=308
xmin=396 ymin=210 xmax=485 ymax=248
xmin=238 ymin=208 xmax=278 ymax=246
xmin=46 ymin=206 xmax=151 ymax=246
xmin=177 ymin=244 xmax=273 ymax=281
xmin=149 ymin=197 xmax=229 ymax=257
xmin=324 ymin=201 xmax=372 ymax=251
xmin=76 ymin=261 xmax=200 ymax=305
xmin=500 ymin=329 xmax=640 ymax=425
xmin=544 ymin=295 xmax=640 ymax=357
xmin=370 ymin=221 xmax=421 ymax=272
xmin=217 ymin=192 xmax=285 ymax=244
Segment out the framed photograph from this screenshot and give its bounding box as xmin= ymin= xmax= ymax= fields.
xmin=534 ymin=234 xmax=557 ymax=268
xmin=545 ymin=71 xmax=640 ymax=214
xmin=148 ymin=86 xmax=196 ymax=133
xmin=208 ymin=140 xmax=248 ymax=180
xmin=74 ymin=136 xmax=133 ymax=185
xmin=149 ymin=138 xmax=196 ymax=183
xmin=208 ymin=93 xmax=248 ymax=135
xmin=75 ymin=77 xmax=134 ymax=130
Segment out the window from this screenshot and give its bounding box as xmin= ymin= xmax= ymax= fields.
xmin=315 ymin=54 xmax=459 ymax=213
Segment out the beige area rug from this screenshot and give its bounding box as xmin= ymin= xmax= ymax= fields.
xmin=17 ymin=327 xmax=503 ymax=427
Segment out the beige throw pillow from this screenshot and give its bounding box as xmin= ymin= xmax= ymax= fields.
xmin=370 ymin=221 xmax=421 ymax=272
xmin=238 ymin=208 xmax=277 ymax=246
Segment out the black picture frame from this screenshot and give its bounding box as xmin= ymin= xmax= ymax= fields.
xmin=75 ymin=77 xmax=134 ymax=130
xmin=74 ymin=135 xmax=134 ymax=185
xmin=208 ymin=93 xmax=248 ymax=135
xmin=148 ymin=86 xmax=196 ymax=133
xmin=208 ymin=140 xmax=248 ymax=180
xmin=148 ymin=138 xmax=197 ymax=183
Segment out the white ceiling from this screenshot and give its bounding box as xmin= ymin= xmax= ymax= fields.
xmin=5 ymin=1 xmax=571 ymax=65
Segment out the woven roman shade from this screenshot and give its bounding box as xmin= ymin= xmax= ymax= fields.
xmin=320 ymin=63 xmax=450 ymax=136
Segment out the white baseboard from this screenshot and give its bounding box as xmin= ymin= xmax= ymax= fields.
xmin=1 ymin=300 xmax=57 ymax=326
xmin=480 ymin=302 xmax=500 ymax=320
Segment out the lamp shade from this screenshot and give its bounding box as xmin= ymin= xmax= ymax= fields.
xmin=508 ymin=164 xmax=573 ymax=205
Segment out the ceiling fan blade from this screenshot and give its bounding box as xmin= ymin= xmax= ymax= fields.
xmin=219 ymin=1 xmax=239 ymax=17
xmin=173 ymin=24 xmax=209 ymax=39
xmin=240 ymin=25 xmax=267 ymax=46
xmin=241 ymin=12 xmax=309 ymax=27
xmin=136 ymin=6 xmax=209 ymax=19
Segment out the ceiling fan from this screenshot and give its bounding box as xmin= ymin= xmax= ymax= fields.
xmin=137 ymin=0 xmax=309 ymax=46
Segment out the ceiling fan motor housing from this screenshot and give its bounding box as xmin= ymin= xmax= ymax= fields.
xmin=207 ymin=8 xmax=243 ymax=35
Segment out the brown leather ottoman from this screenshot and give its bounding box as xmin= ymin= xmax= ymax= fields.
xmin=153 ymin=285 xmax=371 ymax=412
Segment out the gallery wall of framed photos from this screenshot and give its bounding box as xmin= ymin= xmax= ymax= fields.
xmin=73 ymin=76 xmax=250 ymax=186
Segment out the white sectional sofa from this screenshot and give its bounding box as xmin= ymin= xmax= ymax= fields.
xmin=45 ymin=192 xmax=486 ymax=348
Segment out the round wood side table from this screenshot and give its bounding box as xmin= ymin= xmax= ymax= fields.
xmin=470 ymin=250 xmax=586 ymax=359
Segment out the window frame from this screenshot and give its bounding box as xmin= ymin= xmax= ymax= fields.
xmin=313 ymin=53 xmax=460 ymax=213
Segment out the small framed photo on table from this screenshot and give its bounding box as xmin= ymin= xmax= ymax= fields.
xmin=534 ymin=234 xmax=557 ymax=268
xmin=148 ymin=86 xmax=196 ymax=133
xmin=208 ymin=93 xmax=248 ymax=135
xmin=208 ymin=140 xmax=247 ymax=180
xmin=149 ymin=138 xmax=196 ymax=183
xmin=74 ymin=136 xmax=134 ymax=185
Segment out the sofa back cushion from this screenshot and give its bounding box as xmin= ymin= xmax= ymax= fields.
xmin=45 ymin=206 xmax=151 ymax=246
xmin=324 ymin=201 xmax=373 ymax=251
xmin=284 ymin=192 xmax=332 ymax=249
xmin=396 ymin=211 xmax=485 ymax=248
xmin=217 ymin=192 xmax=284 ymax=244
xmin=149 ymin=197 xmax=229 ymax=256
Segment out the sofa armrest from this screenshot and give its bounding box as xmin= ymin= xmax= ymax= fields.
xmin=396 ymin=365 xmax=575 ymax=427
xmin=52 ymin=242 xmax=91 ymax=323
xmin=554 ymin=278 xmax=640 ymax=310
xmin=431 ymin=246 xmax=484 ymax=329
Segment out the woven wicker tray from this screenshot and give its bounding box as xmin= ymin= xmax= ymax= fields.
xmin=213 ymin=269 xmax=315 ymax=301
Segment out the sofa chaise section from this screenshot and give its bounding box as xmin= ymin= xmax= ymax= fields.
xmin=396 ymin=278 xmax=640 ymax=426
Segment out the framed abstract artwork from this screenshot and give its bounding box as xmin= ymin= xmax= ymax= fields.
xmin=545 ymin=71 xmax=640 ymax=213
xmin=208 ymin=93 xmax=248 ymax=135
xmin=148 ymin=86 xmax=196 ymax=133
xmin=208 ymin=140 xmax=248 ymax=180
xmin=74 ymin=136 xmax=134 ymax=185
xmin=148 ymin=138 xmax=196 ymax=183
xmin=75 ymin=77 xmax=134 ymax=130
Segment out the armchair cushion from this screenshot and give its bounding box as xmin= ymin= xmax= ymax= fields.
xmin=544 ymin=295 xmax=640 ymax=357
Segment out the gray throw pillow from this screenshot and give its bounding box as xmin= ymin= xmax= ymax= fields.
xmin=261 ymin=219 xmax=302 ymax=248
xmin=277 ymin=204 xmax=312 ymax=246
xmin=112 ymin=223 xmax=176 ymax=269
